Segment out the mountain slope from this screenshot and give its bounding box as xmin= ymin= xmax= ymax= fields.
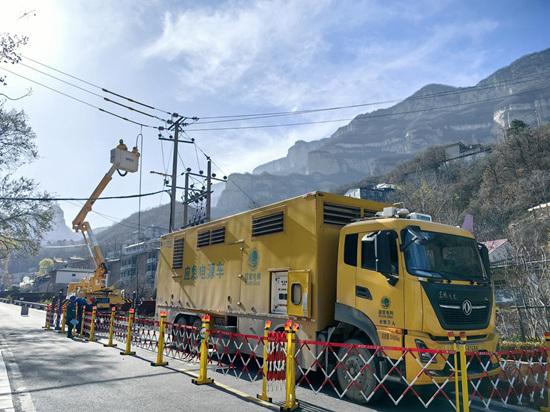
xmin=215 ymin=48 xmax=550 ymax=216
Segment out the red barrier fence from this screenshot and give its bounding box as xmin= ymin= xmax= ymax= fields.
xmin=295 ymin=339 xmax=458 ymax=408
xmin=43 ymin=309 xmax=549 ymax=411
xmin=164 ymin=322 xmax=201 ymax=362
xmin=467 ymin=348 xmax=547 ymax=409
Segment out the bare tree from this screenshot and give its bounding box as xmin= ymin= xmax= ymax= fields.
xmin=0 ymin=32 xmax=53 ymax=258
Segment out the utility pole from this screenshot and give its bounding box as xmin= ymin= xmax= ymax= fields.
xmin=183 ymin=170 xmax=190 ymax=227
xmin=181 ymin=159 xmax=226 ymax=227
xmin=153 ymin=114 xmax=194 ymax=233
xmin=206 ymin=158 xmax=212 ymax=222
xmin=169 ymin=121 xmax=180 ymax=233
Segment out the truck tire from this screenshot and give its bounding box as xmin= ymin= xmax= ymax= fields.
xmin=173 ymin=316 xmax=187 ymax=350
xmin=336 ymin=338 xmax=381 ymax=404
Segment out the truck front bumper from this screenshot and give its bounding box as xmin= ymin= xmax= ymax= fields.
xmin=400 ymin=332 xmax=500 ymax=385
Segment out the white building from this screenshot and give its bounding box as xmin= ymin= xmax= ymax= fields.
xmin=53 ymin=268 xmax=94 ymax=285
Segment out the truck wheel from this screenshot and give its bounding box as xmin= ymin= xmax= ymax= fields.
xmin=336 ymin=338 xmax=380 ymax=404
xmin=173 ymin=316 xmax=187 ymax=350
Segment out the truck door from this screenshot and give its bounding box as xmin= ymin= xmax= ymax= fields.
xmin=355 ymin=230 xmax=404 ymax=333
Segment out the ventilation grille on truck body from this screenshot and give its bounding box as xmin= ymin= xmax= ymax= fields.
xmin=172 ymin=238 xmax=184 ymax=269
xmin=252 ymin=212 xmax=284 ymax=237
xmin=197 ymin=230 xmax=210 ymax=247
xmin=197 ymin=227 xmax=225 ymax=247
xmin=323 ymin=203 xmax=361 ymax=225
xmin=210 ymin=227 xmax=226 ymax=245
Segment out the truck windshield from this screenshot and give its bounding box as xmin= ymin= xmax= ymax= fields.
xmin=403 ymin=229 xmax=487 ymax=282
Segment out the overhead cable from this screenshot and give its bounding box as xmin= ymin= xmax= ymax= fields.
xmin=195 ymin=70 xmax=550 ymax=123
xmin=190 ymin=139 xmax=259 ymax=207
xmin=18 ymin=62 xmax=168 ymax=122
xmin=21 ymin=55 xmax=174 ymax=116
xmin=0 ymin=66 xmax=157 ymax=129
xmin=186 ymin=86 xmax=549 ymax=132
xmin=0 ymin=189 xmax=168 ymax=202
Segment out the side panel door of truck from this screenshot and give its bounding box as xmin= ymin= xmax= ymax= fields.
xmin=355 ymin=230 xmax=405 ymax=336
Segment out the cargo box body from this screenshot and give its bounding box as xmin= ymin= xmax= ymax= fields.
xmin=156 ymin=191 xmax=386 ymax=338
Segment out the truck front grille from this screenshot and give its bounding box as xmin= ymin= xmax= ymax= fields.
xmin=439 ymin=304 xmax=490 ymax=328
xmin=421 ymin=282 xmax=493 ymax=331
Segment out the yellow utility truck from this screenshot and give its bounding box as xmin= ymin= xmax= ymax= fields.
xmin=156 ymin=191 xmax=498 ymax=401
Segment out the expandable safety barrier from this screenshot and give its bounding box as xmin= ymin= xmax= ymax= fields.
xmin=163 ymin=321 xmax=201 ymax=362
xmin=42 ymin=304 xmax=53 ymax=329
xmin=81 ymin=311 xmax=92 ymax=338
xmin=41 ymin=308 xmax=549 ymax=411
xmin=466 ymin=348 xmax=547 ymax=409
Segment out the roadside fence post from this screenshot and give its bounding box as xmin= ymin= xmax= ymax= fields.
xmin=448 ymin=332 xmax=461 ymax=412
xmin=541 ymin=332 xmax=550 ymax=412
xmin=458 ymin=332 xmax=470 ymax=412
xmin=42 ymin=304 xmax=51 ymax=330
xmin=192 ymin=314 xmax=214 ymax=385
xmin=120 ymin=308 xmax=136 ymax=356
xmin=257 ymin=320 xmax=272 ymax=402
xmin=79 ymin=310 xmax=86 ymax=338
xmin=281 ymin=321 xmax=299 ymax=412
xmin=58 ymin=304 xmax=67 ymax=334
xmin=88 ymin=306 xmax=97 ymax=342
xmin=103 ymin=307 xmax=117 ymax=348
xmin=151 ymin=311 xmax=169 ymax=367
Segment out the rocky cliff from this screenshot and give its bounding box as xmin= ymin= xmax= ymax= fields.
xmin=42 ymin=204 xmax=80 ymax=243
xmin=214 ymin=48 xmax=550 ymax=217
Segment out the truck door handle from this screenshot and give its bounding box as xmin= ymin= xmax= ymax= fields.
xmin=356 ymin=286 xmax=372 ymax=300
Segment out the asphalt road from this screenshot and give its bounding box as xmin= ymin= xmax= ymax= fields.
xmin=0 ymin=302 xmax=524 ymax=412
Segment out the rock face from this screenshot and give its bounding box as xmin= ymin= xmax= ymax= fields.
xmin=42 ymin=204 xmax=80 ymax=243
xmin=214 ymin=48 xmax=550 ymax=217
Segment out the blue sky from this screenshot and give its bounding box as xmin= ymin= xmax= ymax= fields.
xmin=0 ymin=0 xmax=549 ymax=229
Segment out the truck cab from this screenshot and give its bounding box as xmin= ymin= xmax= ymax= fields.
xmin=332 ymin=207 xmax=498 ymax=399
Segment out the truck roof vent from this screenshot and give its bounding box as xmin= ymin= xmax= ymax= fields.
xmin=210 ymin=227 xmax=226 ymax=245
xmin=197 ymin=230 xmax=211 ymax=247
xmin=172 ymin=238 xmax=184 ymax=269
xmin=252 ymin=212 xmax=284 ymax=237
xmin=324 ymin=203 xmax=361 ymax=225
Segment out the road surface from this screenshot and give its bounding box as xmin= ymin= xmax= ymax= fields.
xmin=0 ymin=302 xmax=523 ymax=411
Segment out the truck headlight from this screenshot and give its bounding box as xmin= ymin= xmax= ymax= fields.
xmin=415 ymin=339 xmax=437 ymax=364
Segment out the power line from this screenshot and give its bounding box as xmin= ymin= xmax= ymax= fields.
xmin=186 ymin=85 xmax=549 ymax=132
xmin=195 ymin=70 xmax=550 ymax=123
xmin=62 ymin=199 xmax=138 ymax=230
xmin=188 ymin=118 xmax=352 ymax=132
xmin=0 ymin=66 xmax=157 ymax=129
xmin=18 ymin=62 xmax=169 ymax=123
xmin=0 ymin=189 xmax=168 ymax=202
xmin=191 ymin=140 xmax=259 ymax=207
xmin=20 ymin=52 xmax=549 ymax=128
xmin=21 ymin=55 xmax=174 ymax=116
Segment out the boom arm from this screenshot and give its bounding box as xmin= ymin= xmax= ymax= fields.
xmin=71 ymin=140 xmax=140 ymax=290
xmin=72 ymin=164 xmax=117 ymax=233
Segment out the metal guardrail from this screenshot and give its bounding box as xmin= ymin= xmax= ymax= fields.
xmin=0 ymin=298 xmax=47 ymax=310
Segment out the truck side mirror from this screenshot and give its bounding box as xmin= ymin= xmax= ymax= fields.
xmin=375 ymin=231 xmax=398 ymax=285
xmin=478 ymin=243 xmax=491 ymax=279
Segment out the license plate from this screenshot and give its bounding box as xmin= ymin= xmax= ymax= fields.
xmin=440 ymin=343 xmax=481 ymax=351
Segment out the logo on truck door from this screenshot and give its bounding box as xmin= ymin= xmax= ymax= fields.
xmin=248 ymin=248 xmax=259 ymax=271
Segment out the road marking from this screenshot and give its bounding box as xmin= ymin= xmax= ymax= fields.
xmin=0 ymin=336 xmax=36 ymax=412
xmin=0 ymin=350 xmax=15 ymax=411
